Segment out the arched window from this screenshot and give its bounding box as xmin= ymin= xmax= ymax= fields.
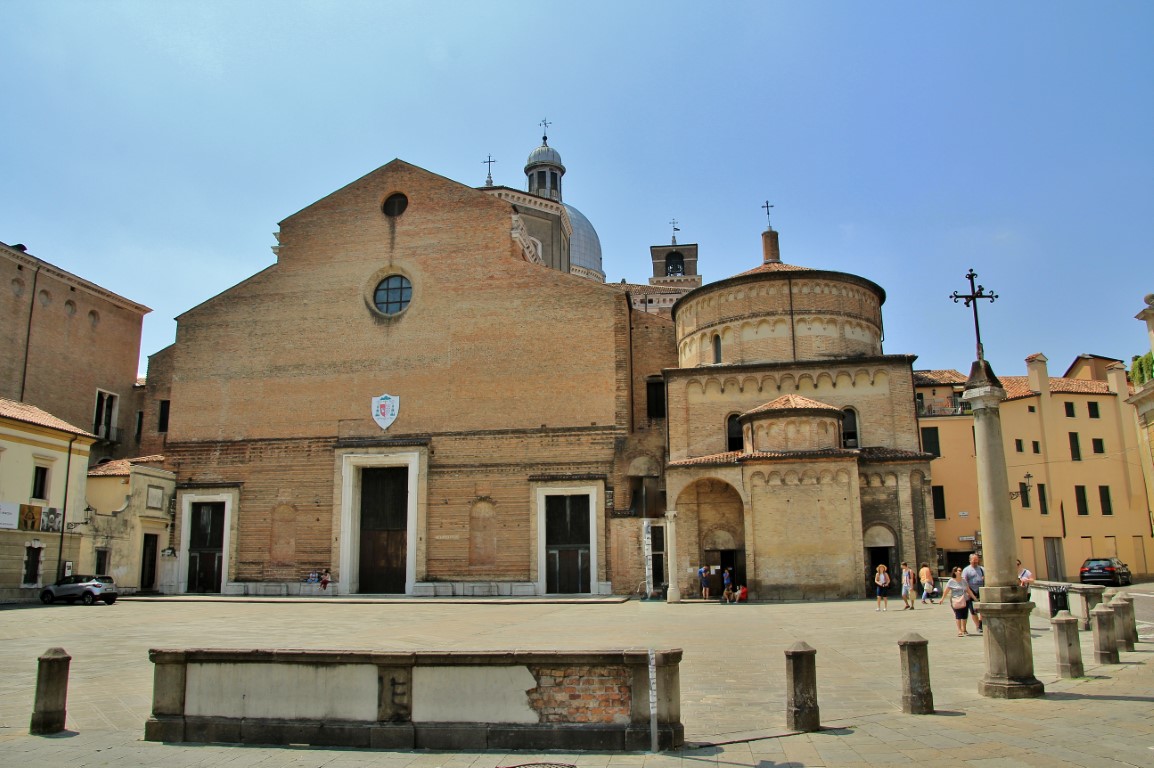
xmin=665 ymin=251 xmax=685 ymax=276
xmin=712 ymin=334 xmax=722 ymax=364
xmin=841 ymin=408 xmax=859 ymax=448
xmin=727 ymin=414 xmax=743 ymax=452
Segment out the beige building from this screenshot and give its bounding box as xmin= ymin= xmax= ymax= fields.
xmin=81 ymin=455 xmax=177 ymax=594
xmin=1 ymin=241 xmax=151 ymax=463
xmin=915 ymin=354 xmax=1153 ymax=579
xmin=1127 ymin=295 xmax=1154 ymax=522
xmin=0 ymin=397 xmax=95 ymax=600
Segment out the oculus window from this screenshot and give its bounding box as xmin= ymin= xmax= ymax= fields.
xmin=373 ymin=276 xmax=412 ymax=316
xmin=382 ymin=193 xmax=408 ymax=217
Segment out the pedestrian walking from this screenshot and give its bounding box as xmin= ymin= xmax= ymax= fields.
xmin=961 ymin=553 xmax=985 ymax=633
xmin=900 ymin=561 xmax=916 ymax=610
xmin=943 ymin=566 xmax=977 ymax=636
xmin=1017 ymin=559 xmax=1035 ymax=587
xmin=918 ymin=562 xmax=935 ymax=604
xmin=874 ymin=564 xmax=890 ymax=611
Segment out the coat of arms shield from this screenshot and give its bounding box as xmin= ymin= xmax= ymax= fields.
xmin=371 ymin=393 xmax=399 ymax=431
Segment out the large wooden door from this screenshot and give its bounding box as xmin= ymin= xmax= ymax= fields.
xmin=359 ymin=467 xmax=408 ymax=594
xmin=545 ymin=494 xmax=591 ymax=593
xmin=187 ymin=502 xmax=224 ymax=593
xmin=140 ymin=533 xmax=158 ymax=591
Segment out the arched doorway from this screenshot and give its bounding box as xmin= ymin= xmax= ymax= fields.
xmin=863 ymin=524 xmax=896 ymax=597
xmin=676 ymin=479 xmax=746 ymax=596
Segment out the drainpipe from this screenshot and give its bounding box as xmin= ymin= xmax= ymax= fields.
xmin=20 ymin=261 xmax=42 ymax=401
xmin=55 ymin=434 xmax=78 ymax=582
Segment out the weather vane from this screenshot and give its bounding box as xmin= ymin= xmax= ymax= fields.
xmin=483 ymin=154 xmax=496 ymax=186
xmin=762 ymin=201 xmax=774 ymax=230
xmin=951 ymin=269 xmax=999 ymax=362
xmin=670 ymin=218 xmax=680 ymax=244
xmin=539 ymin=118 xmax=552 ymax=143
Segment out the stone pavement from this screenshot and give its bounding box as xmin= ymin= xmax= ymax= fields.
xmin=0 ymin=591 xmax=1151 ymax=767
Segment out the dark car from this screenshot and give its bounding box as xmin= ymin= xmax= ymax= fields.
xmin=1079 ymin=558 xmax=1132 ymax=586
xmin=39 ymin=575 xmax=118 ymax=605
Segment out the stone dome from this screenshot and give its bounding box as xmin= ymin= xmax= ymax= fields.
xmin=565 ymin=203 xmax=604 ymax=280
xmin=525 ymin=142 xmax=565 ymax=173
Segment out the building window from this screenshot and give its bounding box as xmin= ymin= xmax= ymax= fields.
xmin=93 ymin=389 xmax=118 ymax=441
xmin=712 ymin=334 xmax=721 ymax=364
xmin=1092 ymin=438 xmax=1104 ymax=454
xmin=932 ymin=486 xmax=946 ymax=520
xmin=726 ymin=414 xmax=743 ymax=452
xmin=31 ymin=466 xmax=49 ymax=501
xmin=841 ymin=408 xmax=859 ymax=448
xmin=134 ymin=410 xmax=144 ymax=442
xmin=1032 ymin=440 xmax=1040 ymax=454
xmin=381 ymin=192 xmax=408 ymax=217
xmin=1028 ymin=405 xmax=1036 ymax=413
xmin=95 ymin=548 xmax=110 ymax=575
xmin=1075 ymin=485 xmax=1089 ymax=516
xmin=1088 ymin=402 xmax=1100 ymax=419
xmin=646 ymin=379 xmax=666 ymax=419
xmin=1018 ymin=482 xmax=1032 ymax=508
xmin=1038 ymin=483 xmax=1048 ymax=515
xmin=158 ymin=400 xmax=170 ymax=433
xmin=665 ymin=252 xmax=685 ymax=276
xmin=1064 ymin=402 xmax=1075 ymax=418
xmin=1014 ymin=439 xmax=1023 ymax=453
xmin=373 ymin=275 xmax=412 ymax=316
xmin=1099 ymin=486 xmax=1113 ymax=516
xmin=1068 ymin=432 xmax=1081 ymax=461
xmin=921 ymin=426 xmax=941 ymax=457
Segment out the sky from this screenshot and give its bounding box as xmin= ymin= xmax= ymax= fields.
xmin=2 ymin=2 xmax=1152 ymax=378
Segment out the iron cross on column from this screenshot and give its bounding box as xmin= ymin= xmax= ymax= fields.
xmin=951 ymin=269 xmax=999 ymax=362
xmin=762 ymin=201 xmax=774 ymax=229
xmin=482 ymin=154 xmax=496 ymax=185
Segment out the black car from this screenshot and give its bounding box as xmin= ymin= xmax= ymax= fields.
xmin=1078 ymin=558 xmax=1132 ymax=586
xmin=39 ymin=575 xmax=118 ymax=605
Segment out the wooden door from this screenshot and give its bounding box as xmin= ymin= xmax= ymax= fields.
xmin=187 ymin=502 xmax=224 ymax=593
xmin=359 ymin=467 xmax=407 ymax=594
xmin=545 ymin=494 xmax=591 ymax=593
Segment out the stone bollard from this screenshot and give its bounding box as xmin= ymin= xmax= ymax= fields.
xmin=1118 ymin=594 xmax=1139 ymax=647
xmin=785 ymin=641 xmax=820 ymax=732
xmin=1081 ymin=588 xmax=1103 ymax=630
xmin=29 ymin=647 xmax=72 ymax=735
xmin=1050 ymin=610 xmax=1084 ymax=678
xmin=1108 ymin=595 xmax=1135 ymax=652
xmin=897 ymin=633 xmax=934 ymax=714
xmin=1090 ymin=604 xmax=1119 ymax=665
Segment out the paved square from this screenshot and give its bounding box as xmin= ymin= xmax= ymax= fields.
xmin=1 ymin=595 xmax=1151 ymax=766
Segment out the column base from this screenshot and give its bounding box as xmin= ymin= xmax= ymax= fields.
xmin=976 ymin=598 xmax=1045 ymax=699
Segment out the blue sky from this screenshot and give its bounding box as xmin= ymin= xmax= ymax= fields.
xmin=2 ymin=2 xmax=1151 ymax=377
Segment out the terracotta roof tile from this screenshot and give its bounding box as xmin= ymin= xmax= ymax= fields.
xmin=733 ymin=261 xmax=814 ymax=277
xmin=0 ymin=397 xmax=93 ymax=437
xmin=999 ymin=376 xmax=1120 ymax=400
xmin=859 ymin=446 xmax=937 ymax=462
xmin=88 ymin=455 xmax=168 ymax=477
xmin=744 ymin=394 xmax=839 ymax=417
xmin=668 ymin=451 xmax=743 ymax=467
xmin=912 ymin=370 xmax=968 ymax=386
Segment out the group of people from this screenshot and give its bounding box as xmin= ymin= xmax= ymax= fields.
xmin=698 ymin=565 xmax=747 ymax=603
xmin=876 ymin=554 xmax=1036 ymax=637
xmin=304 ymin=568 xmax=332 ymax=590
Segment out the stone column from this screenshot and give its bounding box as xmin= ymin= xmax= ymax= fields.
xmin=962 ymin=361 xmax=1044 ymax=698
xmin=1108 ymin=595 xmax=1135 ymax=653
xmin=785 ymin=641 xmax=820 ymax=732
xmin=1090 ymin=603 xmax=1119 ymax=664
xmin=1050 ymin=610 xmax=1084 ymax=678
xmin=29 ymin=647 xmax=71 ymax=735
xmin=664 ymin=511 xmax=681 ymax=603
xmin=897 ymin=633 xmax=934 ymax=714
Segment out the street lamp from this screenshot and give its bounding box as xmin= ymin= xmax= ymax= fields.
xmin=1008 ymin=473 xmax=1034 ymax=501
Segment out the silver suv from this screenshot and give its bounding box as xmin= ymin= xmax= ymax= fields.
xmin=39 ymin=575 xmax=118 ymax=605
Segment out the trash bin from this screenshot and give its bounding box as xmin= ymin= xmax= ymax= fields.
xmin=1047 ymin=585 xmax=1069 ymax=617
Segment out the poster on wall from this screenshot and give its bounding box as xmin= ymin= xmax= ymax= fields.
xmin=0 ymin=501 xmax=19 ymax=530
xmin=41 ymin=507 xmax=62 ymax=533
xmin=19 ymin=504 xmax=42 ymax=531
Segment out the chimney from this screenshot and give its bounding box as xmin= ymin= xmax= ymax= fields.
xmin=762 ymin=229 xmax=780 ymax=264
xmin=1025 ymin=353 xmax=1049 ymax=394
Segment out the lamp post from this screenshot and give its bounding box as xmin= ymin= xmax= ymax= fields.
xmin=952 ymin=270 xmax=1043 ymax=698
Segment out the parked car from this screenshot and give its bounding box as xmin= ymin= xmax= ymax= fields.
xmin=1078 ymin=558 xmax=1132 ymax=586
xmin=39 ymin=575 xmax=118 ymax=605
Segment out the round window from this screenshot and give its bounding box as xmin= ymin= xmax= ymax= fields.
xmin=373 ymin=275 xmax=412 ymax=316
xmin=382 ymin=193 xmax=408 ymax=217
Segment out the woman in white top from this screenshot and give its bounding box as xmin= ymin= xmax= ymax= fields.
xmin=874 ymin=564 xmax=890 ymax=611
xmin=943 ymin=566 xmax=977 ymax=637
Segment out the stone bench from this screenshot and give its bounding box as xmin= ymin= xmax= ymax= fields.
xmin=145 ymin=648 xmax=683 ymax=751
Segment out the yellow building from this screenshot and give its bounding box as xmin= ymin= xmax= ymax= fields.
xmin=916 ymin=354 xmax=1153 ymax=580
xmin=0 ymin=397 xmax=95 ymax=599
